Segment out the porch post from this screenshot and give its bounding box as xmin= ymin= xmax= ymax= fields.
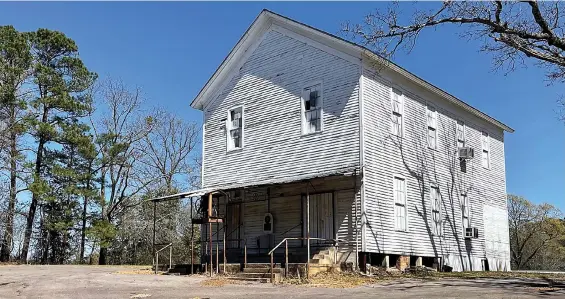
xmin=190 ymin=197 xmax=194 ymax=275
xmin=306 ymin=182 xmax=310 ymax=279
xmin=152 ymin=200 xmax=156 ymax=272
xmin=209 ymin=192 xmax=213 ymax=277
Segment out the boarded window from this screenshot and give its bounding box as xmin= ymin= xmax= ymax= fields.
xmin=227 ymin=107 xmax=243 ymax=150
xmin=391 ymin=89 xmax=403 ymax=137
xmin=427 ymin=105 xmax=437 ymax=149
xmin=430 ymin=186 xmax=442 ymax=236
xmin=394 ymin=176 xmax=407 ymax=231
xmin=481 ymin=131 xmax=490 ymax=169
xmin=302 ymin=84 xmax=322 ymax=134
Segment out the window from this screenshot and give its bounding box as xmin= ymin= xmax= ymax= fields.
xmin=456 ymin=120 xmax=465 ymax=148
xmin=430 ymin=186 xmax=442 ymax=236
xmin=391 ymin=89 xmax=403 ymax=137
xmin=461 ymin=194 xmax=470 ymax=233
xmin=481 ymin=131 xmax=490 ymax=169
xmin=393 ymin=176 xmax=407 ymax=231
xmin=427 ymin=105 xmax=437 ymax=149
xmin=227 ymin=106 xmax=243 ymax=151
xmin=301 ymin=83 xmax=322 ymax=134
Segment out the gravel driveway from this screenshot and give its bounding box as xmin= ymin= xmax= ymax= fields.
xmin=0 ymin=265 xmax=563 ymax=298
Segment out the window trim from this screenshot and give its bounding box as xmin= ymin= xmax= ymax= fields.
xmin=481 ymin=130 xmax=491 ymax=169
xmin=226 ymin=105 xmax=244 ymax=152
xmin=390 ymin=87 xmax=405 ymax=138
xmin=430 ymin=185 xmax=442 ymax=236
xmin=392 ymin=174 xmax=408 ymax=232
xmin=426 ymin=104 xmax=438 ymax=150
xmin=461 ymin=193 xmax=470 ymax=237
xmin=301 ymin=80 xmax=324 ymax=136
xmin=456 ymin=119 xmax=466 ymax=148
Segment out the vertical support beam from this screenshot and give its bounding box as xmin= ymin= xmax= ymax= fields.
xmin=208 ymin=193 xmax=213 ymax=277
xmin=169 ymin=245 xmax=172 ymax=271
xmin=223 ymin=224 xmax=226 ymax=274
xmin=216 ymin=243 xmax=219 ymax=274
xmin=152 ymin=201 xmax=156 ymax=274
xmin=285 ymin=240 xmax=289 ymax=278
xmin=155 ymin=250 xmax=159 ymax=274
xmin=306 ymin=183 xmax=310 ymax=279
xmin=244 ymin=243 xmax=247 ymax=268
xmin=190 ymin=197 xmax=194 ymax=275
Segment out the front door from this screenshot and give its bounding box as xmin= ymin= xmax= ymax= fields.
xmin=305 ymin=193 xmax=334 ymax=245
xmin=226 ymin=203 xmax=241 ymax=248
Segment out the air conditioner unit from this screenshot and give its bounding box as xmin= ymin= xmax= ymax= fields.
xmin=458 ymin=147 xmax=475 ymax=159
xmin=465 ymin=227 xmax=479 ymax=239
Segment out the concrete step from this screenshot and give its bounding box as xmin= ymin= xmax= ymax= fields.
xmin=244 ymin=263 xmax=277 ymax=269
xmin=236 ymin=272 xmax=280 ymax=279
xmin=310 ymin=258 xmax=333 ymax=265
xmin=226 ymin=277 xmax=271 ymax=283
xmin=243 ymin=267 xmax=283 ymax=274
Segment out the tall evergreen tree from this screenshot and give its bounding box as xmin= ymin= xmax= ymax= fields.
xmin=20 ymin=29 xmax=96 ymax=262
xmin=0 ymin=25 xmax=31 ymax=262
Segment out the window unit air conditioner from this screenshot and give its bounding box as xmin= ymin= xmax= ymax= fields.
xmin=465 ymin=227 xmax=479 ymax=239
xmin=458 ymin=147 xmax=474 ymax=159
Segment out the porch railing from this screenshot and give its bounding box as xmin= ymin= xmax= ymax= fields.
xmin=154 ymin=243 xmax=173 ymax=274
xmin=267 ymin=237 xmax=340 ymax=283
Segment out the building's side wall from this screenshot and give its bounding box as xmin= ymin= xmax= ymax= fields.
xmin=202 ymin=27 xmax=361 ymax=189
xmin=201 ymin=175 xmax=360 ymax=264
xmin=361 ymin=64 xmax=510 ymax=271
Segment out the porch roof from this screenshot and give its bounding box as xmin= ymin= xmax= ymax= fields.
xmin=148 ymin=165 xmax=361 ymax=203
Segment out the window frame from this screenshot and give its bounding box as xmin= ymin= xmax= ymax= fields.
xmin=301 ymin=81 xmax=324 ymax=136
xmin=426 ymin=104 xmax=438 ymax=150
xmin=393 ymin=175 xmax=408 ymax=232
xmin=456 ymin=120 xmax=466 ymax=149
xmin=430 ymin=185 xmax=442 ymax=236
xmin=481 ymin=131 xmax=490 ymax=169
xmin=390 ymin=88 xmax=404 ymax=138
xmin=226 ymin=105 xmax=244 ymax=152
xmin=461 ymin=193 xmax=471 ymax=235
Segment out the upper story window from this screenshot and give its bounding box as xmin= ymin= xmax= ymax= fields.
xmin=227 ymin=106 xmax=243 ymax=151
xmin=481 ymin=131 xmax=490 ymax=169
xmin=427 ymin=105 xmax=438 ymax=149
xmin=456 ymin=120 xmax=465 ymax=148
xmin=391 ymin=89 xmax=403 ymax=137
xmin=301 ymin=83 xmax=323 ymax=134
xmin=393 ymin=176 xmax=407 ymax=231
xmin=430 ymin=186 xmax=442 ymax=236
xmin=461 ymin=194 xmax=470 ymax=233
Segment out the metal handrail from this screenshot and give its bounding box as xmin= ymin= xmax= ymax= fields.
xmin=268 ymin=237 xmax=329 ymax=256
xmin=154 ymin=243 xmax=173 ymax=274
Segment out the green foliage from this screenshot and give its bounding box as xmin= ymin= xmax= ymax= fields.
xmin=88 ymin=220 xmax=116 ymax=248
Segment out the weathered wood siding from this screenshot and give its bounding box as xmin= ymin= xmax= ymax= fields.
xmin=361 ymin=65 xmax=510 ymax=270
xmin=202 ymin=28 xmax=360 ymax=188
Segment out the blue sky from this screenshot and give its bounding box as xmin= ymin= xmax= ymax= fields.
xmin=1 ymin=2 xmax=563 ymax=211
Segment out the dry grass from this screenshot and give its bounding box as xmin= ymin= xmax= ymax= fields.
xmin=114 ymin=267 xmax=155 ymax=275
xmin=284 ymin=270 xmax=565 ymax=288
xmin=200 ymin=277 xmax=238 ymax=287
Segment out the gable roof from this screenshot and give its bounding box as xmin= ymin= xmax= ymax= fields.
xmin=191 ymin=9 xmax=514 ymax=133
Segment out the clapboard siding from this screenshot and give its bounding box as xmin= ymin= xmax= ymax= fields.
xmin=202 ymin=29 xmax=360 ymax=188
xmin=361 ymin=65 xmax=510 ymax=269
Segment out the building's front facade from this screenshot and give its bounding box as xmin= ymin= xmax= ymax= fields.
xmin=191 ymin=10 xmax=513 ymax=272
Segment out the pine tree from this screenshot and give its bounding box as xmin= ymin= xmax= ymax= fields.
xmin=20 ymin=29 xmax=96 ymax=262
xmin=0 ymin=25 xmax=31 ymax=262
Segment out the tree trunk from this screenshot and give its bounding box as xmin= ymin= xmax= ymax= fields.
xmin=20 ymin=106 xmax=48 ymax=263
xmin=0 ymin=107 xmax=18 ymax=262
xmin=79 ymin=165 xmax=91 ymax=264
xmin=98 ymin=167 xmax=107 ymax=265
xmin=99 ymin=247 xmax=107 ymax=265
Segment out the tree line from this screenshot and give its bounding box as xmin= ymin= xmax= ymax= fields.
xmin=0 ymin=26 xmax=200 ymax=265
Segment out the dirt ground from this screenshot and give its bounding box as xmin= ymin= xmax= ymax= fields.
xmin=0 ymin=265 xmax=564 ymax=299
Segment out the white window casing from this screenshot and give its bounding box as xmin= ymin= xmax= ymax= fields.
xmin=227 ymin=106 xmax=243 ymax=151
xmin=427 ymin=105 xmax=437 ymax=149
xmin=391 ymin=88 xmax=403 ymax=137
xmin=456 ymin=120 xmax=465 ymax=149
xmin=301 ymin=83 xmax=323 ymax=135
xmin=430 ymin=186 xmax=442 ymax=236
xmin=393 ymin=176 xmax=407 ymax=231
xmin=461 ymin=194 xmax=470 ymax=233
xmin=481 ymin=131 xmax=490 ymax=169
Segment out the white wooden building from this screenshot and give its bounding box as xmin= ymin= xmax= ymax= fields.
xmin=189 ymin=10 xmax=514 ymax=272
